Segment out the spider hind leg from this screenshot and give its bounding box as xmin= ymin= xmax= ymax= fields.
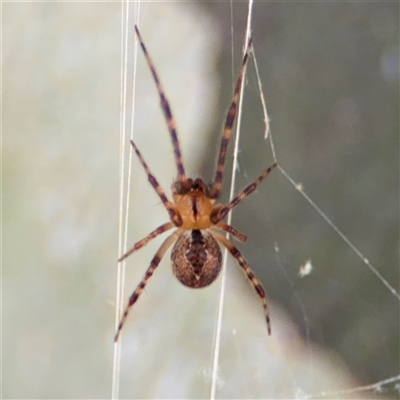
xmin=115 ymin=230 xmax=181 ymax=342
xmin=212 ymin=231 xmax=271 ymax=335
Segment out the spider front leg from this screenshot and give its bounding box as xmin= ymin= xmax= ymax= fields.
xmin=115 ymin=229 xmax=181 ymax=342
xmin=134 ymin=25 xmax=186 ymax=183
xmin=210 ymin=38 xmax=253 ymax=199
xmin=212 ymin=231 xmax=271 ymax=335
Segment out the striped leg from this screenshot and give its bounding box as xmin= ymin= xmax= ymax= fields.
xmin=213 ymin=163 xmax=277 ymax=223
xmin=212 ymin=231 xmax=271 ymax=335
xmin=212 ymin=221 xmax=247 ymax=242
xmin=118 ymin=222 xmax=175 ymax=262
xmin=115 ymin=230 xmax=181 ymax=342
xmin=130 ymin=141 xmax=182 ymax=226
xmin=134 ymin=25 xmax=186 ymax=183
xmin=210 ymin=38 xmax=253 ymax=199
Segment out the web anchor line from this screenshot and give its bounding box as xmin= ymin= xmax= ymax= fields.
xmin=278 ymin=165 xmax=400 ymax=301
xmin=303 ymin=374 xmax=400 ymax=399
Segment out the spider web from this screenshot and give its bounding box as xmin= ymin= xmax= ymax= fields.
xmin=1 ymin=1 xmax=398 ymax=399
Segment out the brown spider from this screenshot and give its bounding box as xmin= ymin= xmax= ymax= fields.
xmin=114 ymin=25 xmax=277 ymax=342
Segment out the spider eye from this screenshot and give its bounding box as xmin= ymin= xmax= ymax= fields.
xmin=192 ymin=178 xmax=206 ymax=192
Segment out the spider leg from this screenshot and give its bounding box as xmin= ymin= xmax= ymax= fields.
xmin=115 ymin=229 xmax=181 ymax=342
xmin=118 ymin=221 xmax=175 ymax=262
xmin=211 ymin=163 xmax=277 ymax=224
xmin=212 ymin=221 xmax=247 ymax=242
xmin=130 ymin=140 xmax=182 ymax=226
xmin=212 ymin=231 xmax=271 ymax=335
xmin=134 ymin=25 xmax=186 ymax=183
xmin=210 ymin=38 xmax=253 ymax=199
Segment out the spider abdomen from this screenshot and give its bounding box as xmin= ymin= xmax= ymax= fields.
xmin=171 ymin=230 xmax=222 ymax=288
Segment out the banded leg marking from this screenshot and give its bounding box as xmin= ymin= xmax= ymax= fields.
xmin=115 ymin=229 xmax=181 ymax=341
xmin=210 ymin=38 xmax=253 ymax=199
xmin=213 ymin=231 xmax=271 ymax=335
xmin=134 ymin=25 xmax=186 ymax=183
xmin=118 ymin=222 xmax=175 ymax=263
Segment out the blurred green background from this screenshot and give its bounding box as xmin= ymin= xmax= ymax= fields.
xmin=3 ymin=2 xmax=399 ymax=399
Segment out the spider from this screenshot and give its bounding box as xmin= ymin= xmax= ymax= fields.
xmin=114 ymin=25 xmax=277 ymax=342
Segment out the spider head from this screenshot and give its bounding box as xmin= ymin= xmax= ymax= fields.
xmin=172 ymin=178 xmax=207 ymax=196
xmin=192 ymin=178 xmax=207 ymax=194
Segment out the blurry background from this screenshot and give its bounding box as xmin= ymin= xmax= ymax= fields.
xmin=3 ymin=2 xmax=399 ymax=399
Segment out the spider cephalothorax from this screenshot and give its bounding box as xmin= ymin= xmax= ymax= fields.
xmin=114 ymin=25 xmax=277 ymax=342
